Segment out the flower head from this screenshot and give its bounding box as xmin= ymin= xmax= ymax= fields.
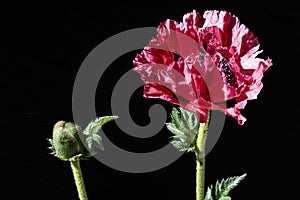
xmin=133 ymin=10 xmax=272 ymax=125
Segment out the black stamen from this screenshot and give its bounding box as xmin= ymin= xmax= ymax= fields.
xmin=218 ymin=58 xmax=237 ymax=87
xmin=174 ymin=53 xmax=181 ymax=61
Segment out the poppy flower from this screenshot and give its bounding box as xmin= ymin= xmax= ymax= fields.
xmin=133 ymin=10 xmax=272 ymax=125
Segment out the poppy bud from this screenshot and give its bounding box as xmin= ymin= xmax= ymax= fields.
xmin=51 ymin=121 xmax=84 ymax=161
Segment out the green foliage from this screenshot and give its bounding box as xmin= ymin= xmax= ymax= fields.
xmin=166 ymin=107 xmax=199 ymax=152
xmin=218 ymin=197 xmax=231 ymax=200
xmin=83 ymin=116 xmax=118 ymax=156
xmin=48 ymin=116 xmax=118 ymax=161
xmin=204 ymin=185 xmax=213 ymax=200
xmin=204 ymin=174 xmax=247 ymax=200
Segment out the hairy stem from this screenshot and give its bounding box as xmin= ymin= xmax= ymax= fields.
xmin=196 ymin=156 xmax=205 ymax=200
xmin=70 ymin=158 xmax=88 ymax=200
xmin=196 ymin=111 xmax=210 ymax=200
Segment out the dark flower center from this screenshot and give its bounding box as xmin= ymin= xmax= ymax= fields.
xmin=218 ymin=58 xmax=237 ymax=87
xmin=174 ymin=53 xmax=181 ymax=61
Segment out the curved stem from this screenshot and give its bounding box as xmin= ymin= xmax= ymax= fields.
xmin=196 ymin=111 xmax=211 ymax=200
xmin=70 ymin=158 xmax=88 ymax=200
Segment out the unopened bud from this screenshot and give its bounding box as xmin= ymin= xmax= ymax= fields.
xmin=51 ymin=121 xmax=84 ymax=161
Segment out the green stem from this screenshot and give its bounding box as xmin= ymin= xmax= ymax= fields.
xmin=196 ymin=156 xmax=205 ymax=200
xmin=70 ymin=158 xmax=88 ymax=200
xmin=196 ymin=111 xmax=210 ymax=200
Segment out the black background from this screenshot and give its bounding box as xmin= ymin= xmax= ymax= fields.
xmin=0 ymin=1 xmax=297 ymax=199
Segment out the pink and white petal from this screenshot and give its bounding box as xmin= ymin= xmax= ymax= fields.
xmin=157 ymin=19 xmax=181 ymax=53
xmin=183 ymin=10 xmax=204 ymax=28
xmin=231 ymin=23 xmax=260 ymax=57
xmin=203 ymin=10 xmax=227 ymax=30
xmin=133 ymin=51 xmax=149 ymax=66
xmin=203 ymin=10 xmax=238 ymax=47
xmin=225 ymin=106 xmax=247 ymax=125
xmin=136 ymin=62 xmax=197 ymax=102
xmin=143 ymin=83 xmax=180 ymax=105
xmin=176 ymin=26 xmax=201 ymax=58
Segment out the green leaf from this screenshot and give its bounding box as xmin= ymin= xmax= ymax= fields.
xmin=171 ymin=108 xmax=181 ymax=129
xmin=166 ymin=107 xmax=200 ymax=152
xmin=97 ymin=116 xmax=119 ymax=128
xmin=166 ymin=123 xmax=185 ymax=137
xmin=204 ymin=186 xmax=213 ymax=200
xmin=204 ymin=174 xmax=246 ymax=200
xmin=83 ymin=116 xmax=118 ymax=136
xmin=219 ymin=197 xmax=231 ymax=200
xmin=86 ymin=137 xmax=93 ymax=149
xmin=214 ymin=174 xmax=247 ymax=199
xmin=83 ymin=116 xmax=118 ymax=154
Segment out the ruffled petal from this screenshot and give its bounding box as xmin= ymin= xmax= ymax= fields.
xmin=143 ymin=83 xmax=179 ymax=105
xmin=133 ymin=10 xmax=272 ymax=125
xmin=225 ymin=100 xmax=247 ymax=125
xmin=183 ymin=10 xmax=204 ymax=28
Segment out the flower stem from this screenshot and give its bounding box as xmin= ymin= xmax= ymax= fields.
xmin=70 ymin=158 xmax=88 ymax=200
xmin=196 ymin=111 xmax=210 ymax=200
xmin=196 ymin=156 xmax=205 ymax=200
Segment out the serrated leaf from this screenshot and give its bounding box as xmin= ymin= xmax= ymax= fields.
xmin=171 ymin=141 xmax=188 ymax=152
xmin=171 ymin=108 xmax=181 ymax=129
xmin=167 ymin=107 xmax=200 ymax=152
xmin=204 ymin=186 xmax=213 ymax=200
xmin=85 ymin=135 xmax=104 ymax=152
xmin=166 ymin=123 xmax=185 ymax=137
xmin=86 ymin=137 xmax=93 ymax=149
xmin=97 ymin=116 xmax=118 ymax=128
xmin=179 ymin=108 xmax=199 ymax=133
xmin=83 ymin=116 xmax=118 ymax=136
xmin=214 ymin=174 xmax=247 ymax=199
xmin=179 ymin=107 xmax=189 ymax=120
xmin=91 ymin=134 xmax=102 ymax=141
xmin=189 ymin=113 xmax=199 ymax=130
xmin=219 ymin=197 xmax=231 ymax=200
xmin=83 ymin=116 xmax=117 ymax=153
